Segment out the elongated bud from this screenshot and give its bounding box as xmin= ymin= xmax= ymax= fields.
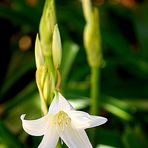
xmin=36 ymin=65 xmax=55 ymax=114
xmin=39 ymin=0 xmax=56 ymax=56
xmin=52 ymin=24 xmax=62 ymax=68
xmin=83 ymin=6 xmax=102 ymax=67
xmin=35 ymin=34 xmax=44 ymax=69
xmin=36 ymin=65 xmax=48 ymax=114
xmin=81 ymin=0 xmax=92 ymax=22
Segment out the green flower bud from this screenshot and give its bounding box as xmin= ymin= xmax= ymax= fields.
xmin=36 ymin=65 xmax=55 ymax=114
xmin=83 ymin=6 xmax=102 ymax=67
xmin=35 ymin=34 xmax=44 ymax=69
xmin=52 ymin=24 xmax=62 ymax=68
xmin=39 ymin=0 xmax=56 ymax=56
xmin=81 ymin=0 xmax=92 ymax=22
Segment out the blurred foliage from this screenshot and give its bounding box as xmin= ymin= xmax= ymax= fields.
xmin=0 ymin=0 xmax=148 ymax=147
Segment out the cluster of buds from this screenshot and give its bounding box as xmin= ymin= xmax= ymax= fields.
xmin=82 ymin=0 xmax=102 ymax=68
xmin=35 ymin=0 xmax=62 ymax=114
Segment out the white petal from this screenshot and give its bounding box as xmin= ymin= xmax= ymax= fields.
xmin=58 ymin=93 xmax=74 ymax=111
xmin=58 ymin=125 xmax=92 ymax=148
xmin=48 ymin=92 xmax=74 ymax=114
xmin=68 ymin=111 xmax=107 ymax=129
xmin=48 ymin=94 xmax=59 ymax=114
xmin=20 ymin=114 xmax=49 ymax=136
xmin=38 ymin=120 xmax=59 ymax=148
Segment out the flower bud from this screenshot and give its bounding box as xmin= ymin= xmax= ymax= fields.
xmin=52 ymin=24 xmax=62 ymax=68
xmin=39 ymin=0 xmax=56 ymax=56
xmin=83 ymin=6 xmax=102 ymax=67
xmin=36 ymin=65 xmax=55 ymax=114
xmin=81 ymin=0 xmax=92 ymax=22
xmin=35 ymin=34 xmax=44 ymax=69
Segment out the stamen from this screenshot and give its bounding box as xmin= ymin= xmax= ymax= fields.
xmin=55 ymin=111 xmax=71 ymax=131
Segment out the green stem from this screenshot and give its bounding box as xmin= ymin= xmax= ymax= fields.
xmin=90 ymin=66 xmax=100 ymax=115
xmin=90 ymin=66 xmax=100 ymax=146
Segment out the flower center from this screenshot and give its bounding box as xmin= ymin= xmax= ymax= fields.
xmin=55 ymin=111 xmax=71 ymax=131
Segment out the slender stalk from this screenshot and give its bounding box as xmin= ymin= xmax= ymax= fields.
xmin=90 ymin=66 xmax=100 ymax=146
xmin=90 ymin=66 xmax=100 ymax=114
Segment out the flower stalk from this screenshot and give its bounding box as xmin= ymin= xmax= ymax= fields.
xmin=90 ymin=67 xmax=100 ymax=115
xmin=82 ymin=0 xmax=103 ymax=145
xmin=82 ymin=0 xmax=102 ymax=115
xmin=34 ymin=0 xmax=62 ymax=114
xmin=82 ymin=0 xmax=102 ymax=114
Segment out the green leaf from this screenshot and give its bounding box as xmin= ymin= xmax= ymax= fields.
xmin=61 ymin=41 xmax=79 ymax=84
xmin=102 ymin=95 xmax=133 ymax=121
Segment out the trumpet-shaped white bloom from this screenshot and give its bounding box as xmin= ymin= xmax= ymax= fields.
xmin=21 ymin=92 xmax=107 ymax=148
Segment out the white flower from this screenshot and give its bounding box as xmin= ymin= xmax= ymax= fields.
xmin=21 ymin=92 xmax=107 ymax=148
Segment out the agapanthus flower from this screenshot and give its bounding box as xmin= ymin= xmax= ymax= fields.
xmin=21 ymin=92 xmax=107 ymax=148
